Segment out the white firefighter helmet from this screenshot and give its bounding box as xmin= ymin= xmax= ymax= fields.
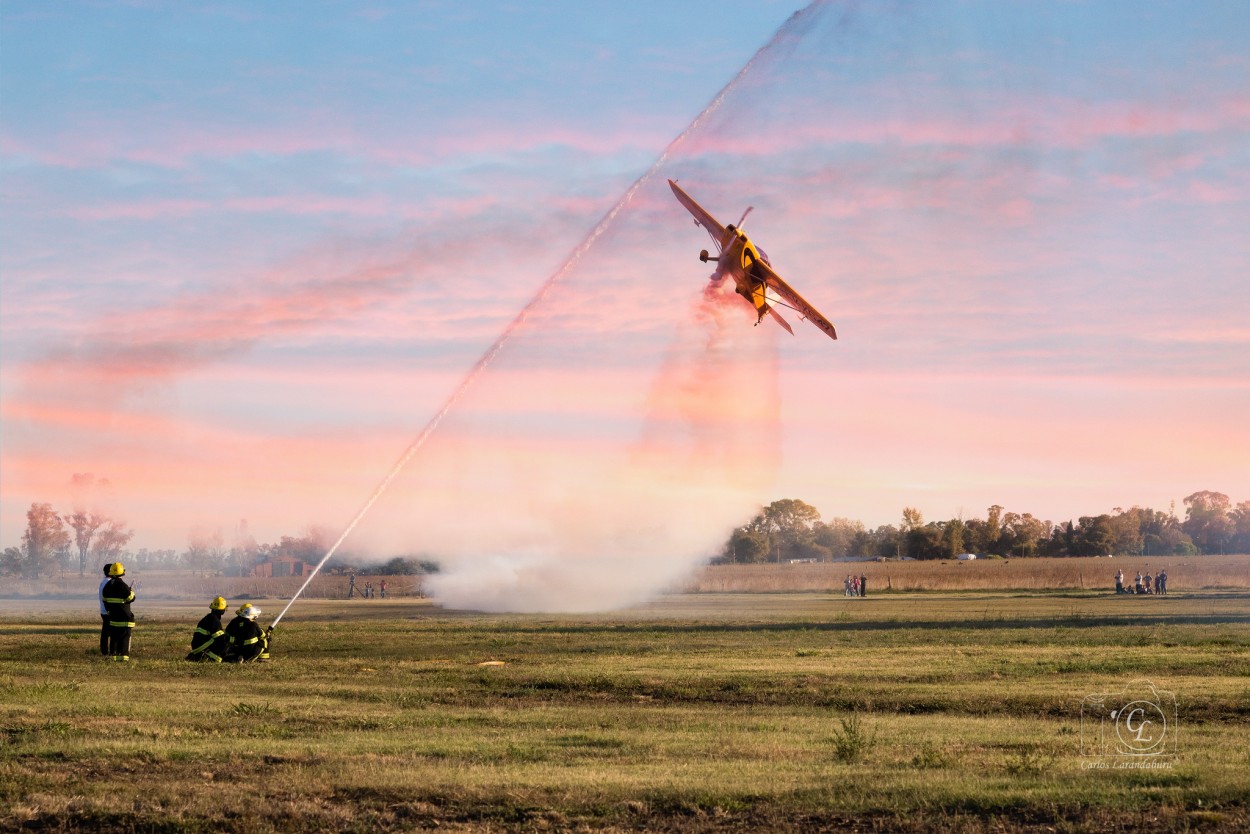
xmin=237 ymin=603 xmax=261 ymax=620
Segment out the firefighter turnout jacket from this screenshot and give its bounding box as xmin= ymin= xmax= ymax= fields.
xmin=101 ymin=576 xmax=135 ymax=630
xmin=187 ymin=610 xmax=227 ymax=662
xmin=224 ymin=615 xmax=269 ymax=662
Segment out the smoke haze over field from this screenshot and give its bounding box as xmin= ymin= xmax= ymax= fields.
xmin=420 ymin=285 xmax=778 ymax=612
xmin=2 ymin=2 xmax=1248 ymax=608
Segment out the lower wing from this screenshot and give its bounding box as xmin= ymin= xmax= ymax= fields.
xmin=757 ymin=261 xmax=837 ymax=341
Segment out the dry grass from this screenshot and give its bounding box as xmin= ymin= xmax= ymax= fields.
xmin=687 ymin=554 xmax=1250 ymax=593
xmin=2 ymin=591 xmax=1248 ymax=833
xmin=5 ymin=571 xmax=424 ymax=601
xmin=11 ymin=554 xmax=1249 ymax=603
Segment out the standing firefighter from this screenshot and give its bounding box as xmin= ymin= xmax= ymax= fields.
xmin=187 ymin=597 xmax=230 ymax=662
xmin=98 ymin=563 xmax=114 ymax=656
xmin=101 ymin=562 xmax=135 ymax=661
xmin=224 ymin=603 xmax=270 ymax=662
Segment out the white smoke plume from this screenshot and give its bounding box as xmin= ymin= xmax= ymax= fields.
xmin=423 ymin=280 xmax=778 ymax=612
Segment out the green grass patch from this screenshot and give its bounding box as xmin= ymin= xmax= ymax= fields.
xmin=1 ymin=591 xmax=1247 ymax=832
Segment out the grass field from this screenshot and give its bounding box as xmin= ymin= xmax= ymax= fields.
xmin=2 ymin=589 xmax=1248 ymax=832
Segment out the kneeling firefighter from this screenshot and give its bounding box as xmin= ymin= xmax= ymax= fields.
xmin=101 ymin=562 xmax=135 ymax=661
xmin=224 ymin=603 xmax=270 ymax=662
xmin=186 ymin=596 xmax=230 ymax=662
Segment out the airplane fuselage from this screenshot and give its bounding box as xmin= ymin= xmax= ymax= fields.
xmin=708 ymin=226 xmax=772 ymax=322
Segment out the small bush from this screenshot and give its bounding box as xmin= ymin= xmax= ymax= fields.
xmin=910 ymin=742 xmax=950 ymax=769
xmin=830 ymin=712 xmax=877 ymax=763
xmin=1005 ymin=744 xmax=1056 ymax=775
xmin=230 ymin=701 xmax=277 ymax=716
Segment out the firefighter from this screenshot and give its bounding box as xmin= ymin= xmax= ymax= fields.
xmin=101 ymin=562 xmax=135 ymax=661
xmin=186 ymin=596 xmax=230 ymax=662
xmin=98 ymin=563 xmax=114 ymax=656
xmin=224 ymin=603 xmax=270 ymax=662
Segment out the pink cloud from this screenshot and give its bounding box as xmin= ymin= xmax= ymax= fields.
xmin=679 ymin=91 xmax=1250 ymax=158
xmin=2 ymin=111 xmax=676 ymax=171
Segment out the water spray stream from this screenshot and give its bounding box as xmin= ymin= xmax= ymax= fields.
xmin=270 ymin=5 xmax=818 ymax=627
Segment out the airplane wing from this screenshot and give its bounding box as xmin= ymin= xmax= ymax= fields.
xmin=755 ymin=259 xmax=838 ymax=341
xmin=668 ymin=179 xmax=729 ymax=252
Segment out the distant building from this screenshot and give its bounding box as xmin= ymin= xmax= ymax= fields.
xmin=252 ymin=556 xmax=315 ymax=578
xmin=956 ymin=553 xmax=978 ymax=561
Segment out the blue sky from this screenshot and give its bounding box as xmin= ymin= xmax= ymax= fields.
xmin=2 ymin=2 xmax=1247 ymax=591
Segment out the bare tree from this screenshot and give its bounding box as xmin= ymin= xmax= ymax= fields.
xmin=91 ymin=519 xmax=135 ymax=564
xmin=183 ymin=526 xmax=226 ymax=576
xmin=67 ymin=510 xmax=106 ymax=578
xmin=66 ymin=473 xmax=119 ymax=576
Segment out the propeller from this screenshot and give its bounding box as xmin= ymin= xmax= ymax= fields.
xmin=736 ymin=206 xmax=753 ymax=229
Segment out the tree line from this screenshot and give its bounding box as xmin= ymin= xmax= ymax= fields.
xmin=6 ymin=481 xmax=1246 ymax=577
xmin=3 ymin=510 xmax=440 ymax=580
xmin=719 ymin=491 xmax=1250 ymax=564
xmin=2 ymin=491 xmax=432 ymax=580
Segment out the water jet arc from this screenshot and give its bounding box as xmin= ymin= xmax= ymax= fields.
xmin=269 ymin=6 xmax=814 ymax=627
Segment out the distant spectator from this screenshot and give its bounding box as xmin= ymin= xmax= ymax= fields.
xmin=347 ymin=573 xmax=357 ymax=599
xmin=1115 ymin=569 xmax=1124 ymax=594
xmin=1143 ymin=572 xmax=1153 ymax=594
xmin=1134 ymin=572 xmax=1143 ymax=594
xmin=1157 ymin=570 xmax=1168 ymax=595
xmin=860 ymin=574 xmax=868 ymax=598
xmin=380 ymin=579 xmax=387 ymax=599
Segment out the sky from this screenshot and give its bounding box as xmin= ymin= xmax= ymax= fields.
xmin=2 ymin=1 xmax=1248 ymax=588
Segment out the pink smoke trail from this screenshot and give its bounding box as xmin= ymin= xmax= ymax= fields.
xmin=271 ymin=3 xmax=824 ymax=626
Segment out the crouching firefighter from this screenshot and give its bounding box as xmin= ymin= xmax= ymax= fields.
xmin=224 ymin=603 xmax=271 ymax=662
xmin=186 ymin=596 xmax=230 ymax=662
xmin=101 ymin=562 xmax=135 ymax=661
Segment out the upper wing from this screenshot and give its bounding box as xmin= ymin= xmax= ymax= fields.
xmin=756 ymin=259 xmax=838 ymax=341
xmin=668 ymin=180 xmax=729 ymax=252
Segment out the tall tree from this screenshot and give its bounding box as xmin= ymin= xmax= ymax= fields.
xmin=722 ymin=528 xmax=769 ymax=563
xmin=1230 ymin=501 xmax=1250 ymax=554
xmin=183 ymin=526 xmax=226 ymax=576
xmin=759 ymin=499 xmax=822 ymax=562
xmin=1183 ymin=491 xmax=1234 ymax=554
xmin=899 ymin=507 xmax=923 ymax=558
xmin=814 ymin=518 xmax=864 ymax=560
xmin=20 ymin=503 xmax=71 ymax=579
xmin=906 ymin=522 xmax=946 ymax=560
xmin=91 ymin=519 xmax=134 ymax=564
xmin=1002 ymin=512 xmax=1047 ymax=557
xmin=944 ymin=518 xmax=966 ymax=558
xmin=66 ymin=473 xmax=119 ymax=576
xmin=1072 ymin=515 xmax=1115 ymax=557
xmin=984 ymin=505 xmax=1005 ymax=555
xmin=66 ymin=510 xmax=106 ymax=578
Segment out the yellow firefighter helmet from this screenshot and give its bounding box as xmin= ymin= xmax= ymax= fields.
xmin=108 ymin=562 xmax=125 ymax=577
xmin=210 ymin=596 xmax=227 ymax=611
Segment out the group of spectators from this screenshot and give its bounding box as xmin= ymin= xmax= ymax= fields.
xmin=843 ymin=573 xmax=868 ymax=597
xmin=97 ymin=562 xmax=270 ymax=662
xmin=1115 ymin=568 xmax=1168 ymax=595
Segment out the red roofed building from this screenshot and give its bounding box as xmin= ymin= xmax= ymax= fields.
xmin=252 ymin=556 xmax=315 ymax=578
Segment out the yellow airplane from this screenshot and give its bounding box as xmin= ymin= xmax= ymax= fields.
xmin=669 ymin=179 xmax=836 ymax=341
